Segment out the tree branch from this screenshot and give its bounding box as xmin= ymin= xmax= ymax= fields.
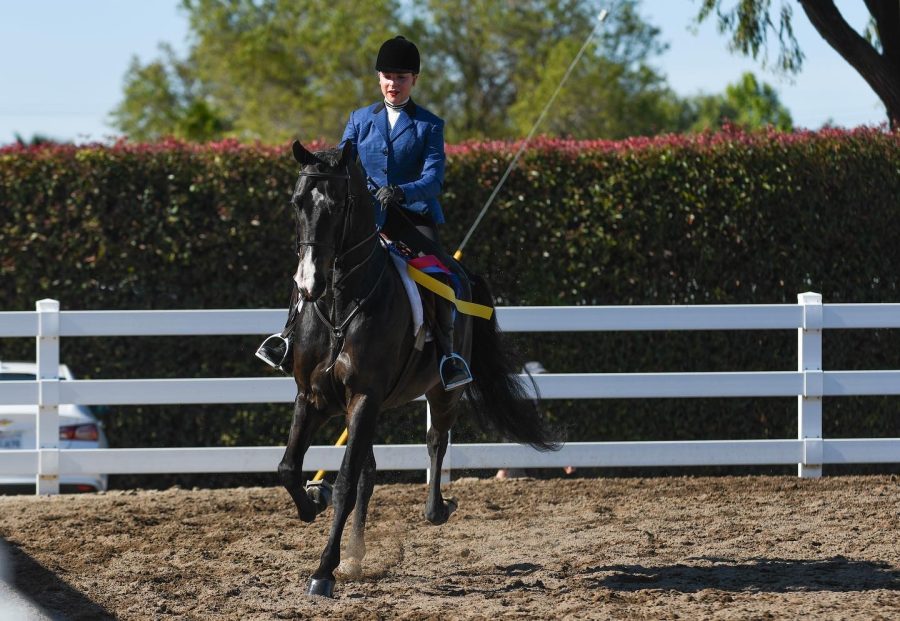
xmin=799 ymin=0 xmax=898 ymax=126
xmin=863 ymin=0 xmax=900 ymax=70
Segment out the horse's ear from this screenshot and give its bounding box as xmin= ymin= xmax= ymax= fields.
xmin=292 ymin=140 xmax=318 ymax=166
xmin=338 ymin=140 xmax=354 ymax=166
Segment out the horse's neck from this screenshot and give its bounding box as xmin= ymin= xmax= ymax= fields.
xmin=346 ymin=203 xmax=375 ymax=254
xmin=330 ymin=202 xmax=380 ymax=302
xmin=350 ymin=175 xmax=375 ymax=240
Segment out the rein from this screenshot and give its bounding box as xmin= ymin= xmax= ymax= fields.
xmin=293 ymin=166 xmax=387 ymax=371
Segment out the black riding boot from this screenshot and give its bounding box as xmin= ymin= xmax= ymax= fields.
xmin=381 ymin=209 xmax=472 ymax=389
xmin=434 ymin=299 xmax=472 ymax=391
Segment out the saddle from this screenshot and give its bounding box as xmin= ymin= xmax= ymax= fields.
xmin=381 ymin=234 xmax=453 ymax=349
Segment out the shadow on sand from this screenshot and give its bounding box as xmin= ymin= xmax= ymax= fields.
xmin=2 ymin=538 xmax=114 ymax=620
xmin=584 ymin=556 xmax=900 ymax=593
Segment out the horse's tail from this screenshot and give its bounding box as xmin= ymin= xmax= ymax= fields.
xmin=463 ymin=272 xmax=560 ymax=451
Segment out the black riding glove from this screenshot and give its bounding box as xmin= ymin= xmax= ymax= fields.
xmin=375 ymin=184 xmax=405 ymax=209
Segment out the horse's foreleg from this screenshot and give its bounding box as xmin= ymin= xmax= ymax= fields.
xmin=335 ymin=446 xmax=376 ymax=580
xmin=424 ymin=423 xmax=457 ymax=525
xmin=308 ymin=394 xmax=378 ymax=597
xmin=278 ymin=394 xmax=328 ymax=523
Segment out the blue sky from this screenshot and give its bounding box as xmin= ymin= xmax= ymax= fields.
xmin=0 ymin=1 xmax=885 ymax=145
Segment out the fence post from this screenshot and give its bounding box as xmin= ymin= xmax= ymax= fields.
xmin=425 ymin=402 xmax=451 ymax=484
xmin=36 ymin=299 xmax=61 ymax=495
xmin=797 ymin=292 xmax=823 ymax=479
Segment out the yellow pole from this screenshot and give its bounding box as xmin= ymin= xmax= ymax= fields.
xmin=313 ymin=427 xmax=349 ymax=482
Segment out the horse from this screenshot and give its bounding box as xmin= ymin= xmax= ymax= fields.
xmin=277 ymin=139 xmax=558 ymax=598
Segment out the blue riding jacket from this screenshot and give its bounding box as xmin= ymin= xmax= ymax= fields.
xmin=340 ymin=99 xmax=446 ymax=229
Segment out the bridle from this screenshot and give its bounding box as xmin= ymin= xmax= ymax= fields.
xmin=293 ymin=165 xmax=385 ymax=280
xmin=292 ymin=165 xmax=388 ymax=367
xmin=294 ymin=168 xmax=371 ymax=262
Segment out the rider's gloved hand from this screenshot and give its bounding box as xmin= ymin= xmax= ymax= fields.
xmin=375 ymin=184 xmax=405 ymax=209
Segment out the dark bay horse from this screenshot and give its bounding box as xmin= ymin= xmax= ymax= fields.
xmin=278 ymin=139 xmax=557 ymax=598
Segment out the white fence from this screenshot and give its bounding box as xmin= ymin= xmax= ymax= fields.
xmin=1 ymin=293 xmax=900 ymax=494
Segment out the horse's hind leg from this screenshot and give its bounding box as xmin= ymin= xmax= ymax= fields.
xmin=308 ymin=394 xmax=379 ymax=597
xmin=336 ymin=446 xmax=375 ymax=580
xmin=424 ymin=389 xmax=460 ymax=525
xmin=278 ymin=395 xmax=329 ymax=523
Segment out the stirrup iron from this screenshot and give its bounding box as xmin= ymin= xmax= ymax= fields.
xmin=440 ymin=353 xmax=473 ymax=391
xmin=255 ymin=333 xmax=291 ymax=372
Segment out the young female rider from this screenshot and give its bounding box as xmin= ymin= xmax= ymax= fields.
xmin=257 ymin=35 xmax=472 ymax=390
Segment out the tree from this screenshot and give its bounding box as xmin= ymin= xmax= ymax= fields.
xmin=110 ymin=44 xmax=228 ymax=142
xmin=696 ymin=1 xmax=899 ymax=129
xmin=112 ymin=0 xmax=698 ymax=143
xmin=505 ymin=1 xmax=691 ymax=139
xmin=111 ymin=0 xmax=400 ymax=143
xmin=181 ymin=0 xmax=400 ymax=143
xmin=410 ymin=0 xmax=686 ymax=140
xmin=687 ymin=72 xmax=793 ymax=132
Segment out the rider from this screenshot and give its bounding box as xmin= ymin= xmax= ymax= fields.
xmin=257 ymin=35 xmax=472 ymax=391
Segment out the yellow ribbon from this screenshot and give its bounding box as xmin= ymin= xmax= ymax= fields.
xmin=406 ymin=264 xmax=494 ymax=320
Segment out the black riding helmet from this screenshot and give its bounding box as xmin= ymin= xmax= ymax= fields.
xmin=375 ymin=36 xmax=420 ymax=74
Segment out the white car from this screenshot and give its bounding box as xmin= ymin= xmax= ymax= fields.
xmin=0 ymin=361 xmax=109 ymax=493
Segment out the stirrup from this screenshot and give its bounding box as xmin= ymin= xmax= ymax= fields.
xmin=440 ymin=353 xmax=473 ymax=391
xmin=255 ymin=333 xmax=291 ymax=372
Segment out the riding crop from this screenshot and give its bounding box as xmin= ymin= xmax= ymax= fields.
xmin=453 ymin=7 xmax=609 ymax=260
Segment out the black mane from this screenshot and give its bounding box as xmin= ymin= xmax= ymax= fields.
xmin=314 ymin=147 xmax=344 ymax=167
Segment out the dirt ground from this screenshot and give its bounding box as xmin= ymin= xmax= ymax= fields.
xmin=1 ymin=475 xmax=898 ymax=620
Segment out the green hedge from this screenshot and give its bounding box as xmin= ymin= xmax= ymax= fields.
xmin=2 ymin=128 xmax=899 ymax=481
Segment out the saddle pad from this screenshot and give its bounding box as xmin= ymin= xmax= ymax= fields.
xmin=379 ymin=234 xmax=493 ymax=321
xmin=388 ymin=252 xmax=427 ymax=349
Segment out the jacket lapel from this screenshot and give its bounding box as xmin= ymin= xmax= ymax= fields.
xmin=390 ymin=99 xmax=416 ymax=141
xmin=372 ymin=102 xmax=390 ymax=144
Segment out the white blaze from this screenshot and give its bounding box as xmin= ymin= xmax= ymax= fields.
xmin=294 ymin=251 xmax=316 ymax=292
xmin=294 ymin=187 xmax=328 ymax=293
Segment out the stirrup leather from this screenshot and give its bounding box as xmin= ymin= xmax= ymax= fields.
xmin=255 ymin=333 xmax=291 ymax=371
xmin=440 ymin=353 xmax=473 ymax=390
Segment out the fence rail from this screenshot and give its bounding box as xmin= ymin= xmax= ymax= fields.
xmin=1 ymin=293 xmax=899 ymax=494
xmin=4 ymin=370 xmax=900 ymax=406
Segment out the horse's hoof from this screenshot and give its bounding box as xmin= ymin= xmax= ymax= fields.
xmin=287 ymin=489 xmax=317 ymax=523
xmin=336 ymin=558 xmax=363 ymax=580
xmin=425 ymin=497 xmax=458 ymax=525
xmin=305 ymin=480 xmax=333 ymax=516
xmin=307 ymin=577 xmax=335 ymax=598
xmin=446 ymin=496 xmax=458 ymax=516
